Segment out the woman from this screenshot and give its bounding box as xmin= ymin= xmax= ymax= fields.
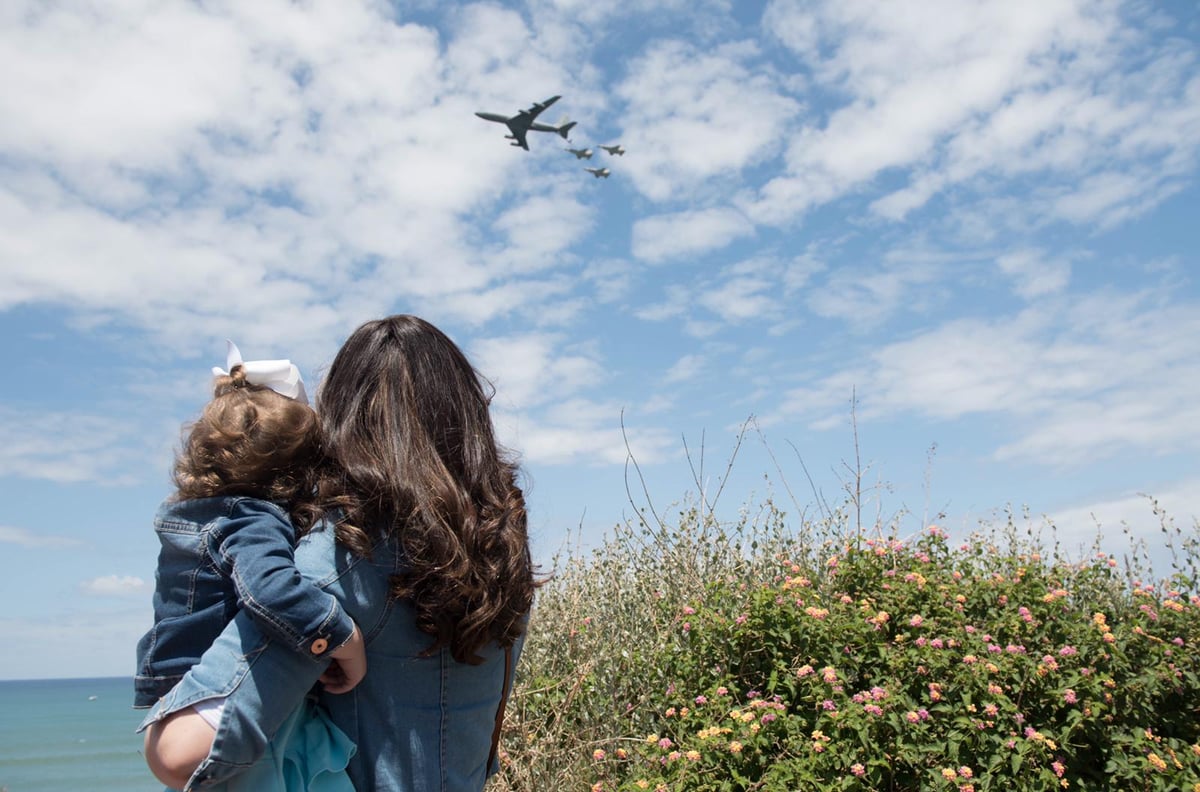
xmin=161 ymin=316 xmax=536 ymax=791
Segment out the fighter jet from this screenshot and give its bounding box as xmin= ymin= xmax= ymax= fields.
xmin=566 ymin=147 xmax=594 ymax=159
xmin=475 ymin=95 xmax=577 ymax=150
xmin=599 ymin=144 xmax=625 ymax=156
xmin=585 ymin=167 xmax=610 ymax=178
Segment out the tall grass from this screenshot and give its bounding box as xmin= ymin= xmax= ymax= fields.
xmin=489 ymin=489 xmax=1200 ymax=791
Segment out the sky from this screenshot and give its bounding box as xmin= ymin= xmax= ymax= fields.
xmin=0 ymin=0 xmax=1198 ymax=680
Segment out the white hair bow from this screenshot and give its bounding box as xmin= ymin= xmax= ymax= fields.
xmin=211 ymin=340 xmax=308 ymax=404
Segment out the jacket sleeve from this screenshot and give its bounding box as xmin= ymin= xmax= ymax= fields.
xmin=213 ymin=498 xmax=354 ymax=661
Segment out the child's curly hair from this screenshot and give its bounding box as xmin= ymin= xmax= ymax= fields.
xmin=173 ymin=366 xmax=326 ymax=533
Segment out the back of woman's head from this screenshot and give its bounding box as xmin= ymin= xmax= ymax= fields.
xmin=319 ymin=315 xmax=535 ymax=662
xmin=174 ymin=368 xmax=324 ymax=530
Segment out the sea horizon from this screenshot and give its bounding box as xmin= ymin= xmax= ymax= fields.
xmin=0 ymin=675 xmax=158 ymax=791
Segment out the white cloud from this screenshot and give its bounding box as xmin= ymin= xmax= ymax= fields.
xmin=770 ymin=286 xmax=1200 ymax=466
xmin=805 ymin=258 xmax=946 ymax=327
xmin=496 ymin=400 xmax=676 ymax=466
xmin=664 ymin=354 xmax=705 ymax=384
xmin=528 ymin=0 xmax=731 ymax=28
xmin=635 ymin=256 xmax=809 ymax=333
xmin=0 ymin=0 xmax=593 ymax=355
xmin=0 ymin=408 xmax=145 ymax=485
xmin=0 ymin=525 xmax=82 ymax=548
xmin=751 ymin=0 xmax=1200 ymax=229
xmin=1044 ymin=478 xmax=1200 ymax=573
xmin=697 ymin=260 xmax=780 ymax=323
xmin=632 ymin=207 xmax=754 ymax=263
xmin=0 ymin=608 xmax=151 ymax=678
xmin=615 ymin=39 xmax=800 ymax=201
xmin=80 ymin=575 xmax=148 ymax=597
xmin=472 ymin=333 xmax=606 ymax=410
xmin=489 ymin=189 xmax=593 ymax=274
xmin=996 ymin=249 xmax=1072 ymax=298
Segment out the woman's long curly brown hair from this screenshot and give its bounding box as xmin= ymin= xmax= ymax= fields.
xmin=318 ymin=315 xmax=536 ymax=664
xmin=173 ymin=368 xmax=327 ymax=533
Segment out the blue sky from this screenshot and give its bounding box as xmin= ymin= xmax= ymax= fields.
xmin=1 ymin=0 xmax=1198 ymax=680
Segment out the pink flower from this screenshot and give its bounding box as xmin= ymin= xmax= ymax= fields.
xmin=850 ymin=763 xmax=866 ymax=777
xmin=592 ymin=749 xmax=606 ymax=761
xmin=682 ymin=606 xmax=696 ymax=615
xmin=694 ymin=695 xmax=707 ymax=705
xmin=658 ymin=738 xmax=673 ymax=750
xmin=1063 ymin=689 xmax=1077 ymax=704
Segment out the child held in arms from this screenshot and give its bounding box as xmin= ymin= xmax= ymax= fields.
xmin=134 ymin=342 xmax=364 ymax=791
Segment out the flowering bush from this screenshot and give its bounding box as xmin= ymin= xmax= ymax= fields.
xmin=489 ymin=500 xmax=1200 ymax=792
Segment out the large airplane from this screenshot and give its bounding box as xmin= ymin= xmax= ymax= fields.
xmin=599 ymin=144 xmax=625 ymax=156
xmin=566 ymin=147 xmax=593 ymax=159
xmin=585 ymin=167 xmax=610 ymax=178
xmin=475 ymin=95 xmax=577 ymax=150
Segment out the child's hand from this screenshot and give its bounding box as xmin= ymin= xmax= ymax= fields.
xmin=319 ymin=623 xmax=366 ymax=694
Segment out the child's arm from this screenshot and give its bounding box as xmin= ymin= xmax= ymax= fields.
xmin=319 ymin=621 xmax=366 ymax=694
xmin=213 ymin=498 xmax=360 ymax=670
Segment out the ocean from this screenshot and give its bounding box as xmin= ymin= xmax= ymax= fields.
xmin=0 ymin=676 xmax=161 ymax=791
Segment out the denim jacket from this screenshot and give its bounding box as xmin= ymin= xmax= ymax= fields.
xmin=305 ymin=527 xmax=522 ymax=791
xmin=134 ymin=496 xmax=355 ymax=707
xmin=147 ymin=522 xmax=523 ymax=792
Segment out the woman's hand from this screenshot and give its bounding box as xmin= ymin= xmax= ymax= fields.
xmin=319 ymin=623 xmax=367 ymax=694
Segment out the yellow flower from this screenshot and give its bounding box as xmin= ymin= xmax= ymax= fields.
xmin=941 ymin=768 xmax=958 ymax=781
xmin=1148 ymin=753 xmax=1167 ymax=772
xmin=729 ymin=741 xmax=743 ymax=754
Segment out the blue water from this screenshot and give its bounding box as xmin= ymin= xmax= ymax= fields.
xmin=0 ymin=677 xmax=161 ymax=791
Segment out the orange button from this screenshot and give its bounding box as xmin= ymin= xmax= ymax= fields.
xmin=310 ymin=638 xmax=329 ymax=654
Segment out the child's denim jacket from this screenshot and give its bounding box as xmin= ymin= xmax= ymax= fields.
xmin=134 ymin=496 xmax=355 ymax=708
